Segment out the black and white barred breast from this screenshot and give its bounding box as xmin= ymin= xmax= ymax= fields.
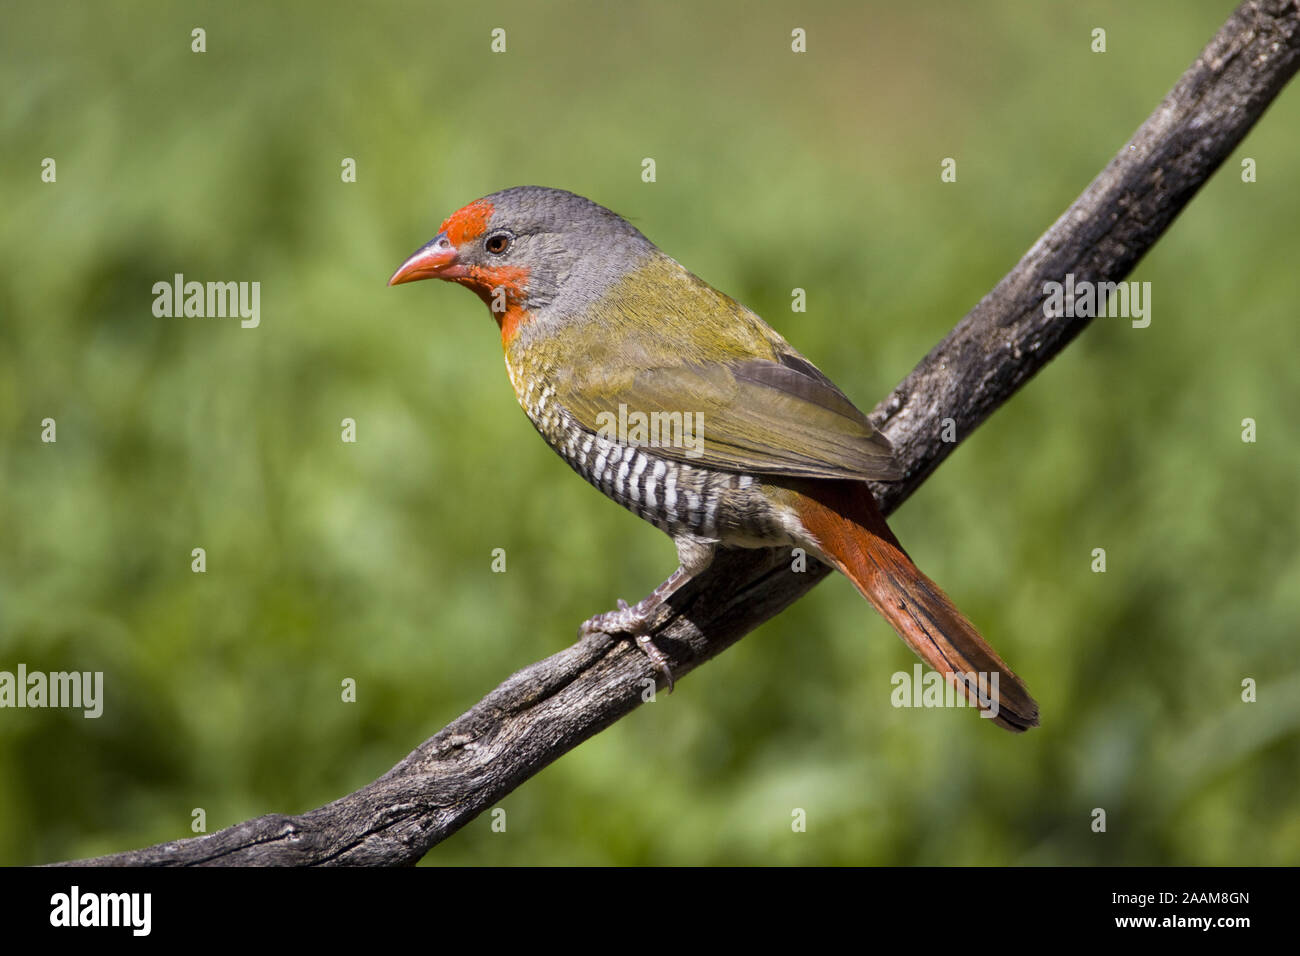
xmin=511 ymin=374 xmax=794 ymax=548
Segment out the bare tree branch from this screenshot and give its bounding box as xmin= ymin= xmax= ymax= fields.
xmin=54 ymin=0 xmax=1300 ymax=866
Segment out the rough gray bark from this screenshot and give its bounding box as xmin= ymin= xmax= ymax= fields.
xmin=54 ymin=0 xmax=1300 ymax=866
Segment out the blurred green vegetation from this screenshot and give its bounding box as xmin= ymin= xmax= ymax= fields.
xmin=1 ymin=0 xmax=1298 ymax=866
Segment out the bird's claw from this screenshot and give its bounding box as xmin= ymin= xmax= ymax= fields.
xmin=635 ymin=631 xmax=675 ymax=693
xmin=580 ymin=598 xmax=675 ymax=693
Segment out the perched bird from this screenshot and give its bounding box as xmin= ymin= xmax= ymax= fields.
xmin=390 ymin=186 xmax=1038 ymax=731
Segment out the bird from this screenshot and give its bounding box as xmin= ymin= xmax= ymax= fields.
xmin=389 ymin=186 xmax=1038 ymax=731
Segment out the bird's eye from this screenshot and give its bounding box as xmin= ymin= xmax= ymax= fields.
xmin=484 ymin=232 xmax=512 ymax=255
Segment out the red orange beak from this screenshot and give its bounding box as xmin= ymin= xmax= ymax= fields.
xmin=388 ymin=233 xmax=466 ymax=285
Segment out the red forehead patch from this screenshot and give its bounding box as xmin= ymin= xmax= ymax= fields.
xmin=440 ymin=199 xmax=495 ymax=246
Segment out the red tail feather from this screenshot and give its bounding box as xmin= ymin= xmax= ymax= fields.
xmin=792 ymin=481 xmax=1039 ymax=732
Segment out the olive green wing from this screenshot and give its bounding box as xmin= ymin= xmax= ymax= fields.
xmin=555 ymin=351 xmax=903 ymax=481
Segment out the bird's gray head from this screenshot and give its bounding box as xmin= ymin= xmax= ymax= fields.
xmin=388 ymin=186 xmax=656 ymax=322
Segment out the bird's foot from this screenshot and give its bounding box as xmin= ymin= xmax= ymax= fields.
xmin=580 ymin=598 xmax=675 ymax=693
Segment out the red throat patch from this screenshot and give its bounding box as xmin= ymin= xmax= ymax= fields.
xmin=438 ymin=198 xmax=533 ymax=346
xmin=454 ymin=264 xmax=531 ymax=347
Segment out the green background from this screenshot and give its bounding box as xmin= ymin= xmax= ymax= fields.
xmin=1 ymin=0 xmax=1297 ymax=865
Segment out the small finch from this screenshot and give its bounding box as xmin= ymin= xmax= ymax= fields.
xmin=390 ymin=186 xmax=1038 ymax=731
